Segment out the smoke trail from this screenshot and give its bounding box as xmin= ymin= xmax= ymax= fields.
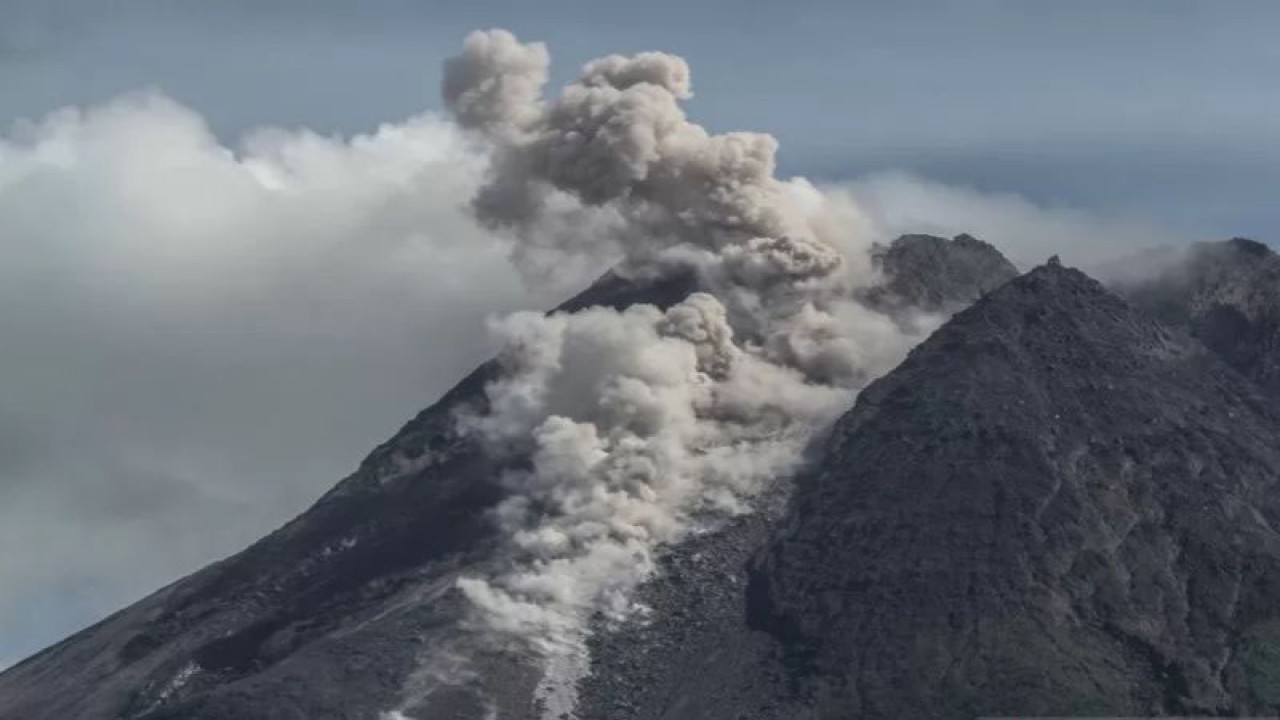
xmin=427 ymin=29 xmax=938 ymax=717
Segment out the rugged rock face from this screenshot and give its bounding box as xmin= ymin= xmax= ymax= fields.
xmin=864 ymin=233 xmax=1019 ymax=314
xmin=7 ymin=243 xmax=1279 ymax=720
xmin=1123 ymin=237 xmax=1280 ymax=394
xmin=756 ymin=263 xmax=1280 ymax=718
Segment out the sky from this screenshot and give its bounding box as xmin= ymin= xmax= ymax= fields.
xmin=1 ymin=0 xmax=1277 ymax=667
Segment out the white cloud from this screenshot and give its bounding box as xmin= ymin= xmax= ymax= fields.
xmin=840 ymin=171 xmax=1188 ymax=269
xmin=0 ymin=91 xmax=557 ymax=665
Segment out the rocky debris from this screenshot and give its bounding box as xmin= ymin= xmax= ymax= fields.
xmin=1121 ymin=237 xmax=1280 ymax=394
xmin=863 ymin=233 xmax=1019 ymax=314
xmin=576 ymin=479 xmax=805 ymax=720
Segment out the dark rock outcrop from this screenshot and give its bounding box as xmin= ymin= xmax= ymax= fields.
xmin=864 ymin=233 xmax=1019 ymax=314
xmin=1122 ymin=237 xmax=1280 ymax=394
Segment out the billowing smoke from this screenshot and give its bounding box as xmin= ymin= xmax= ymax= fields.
xmin=429 ymin=29 xmax=938 ymax=716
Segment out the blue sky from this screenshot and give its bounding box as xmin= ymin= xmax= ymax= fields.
xmin=4 ymin=0 xmax=1278 ymax=234
xmin=1 ymin=0 xmax=1276 ymax=667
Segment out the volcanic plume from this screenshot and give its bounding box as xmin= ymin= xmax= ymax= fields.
xmin=435 ymin=29 xmax=937 ymax=714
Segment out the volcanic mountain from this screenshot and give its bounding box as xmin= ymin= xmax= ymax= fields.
xmin=4 ymin=237 xmax=1280 ymax=719
xmin=750 ymin=259 xmax=1280 ymax=718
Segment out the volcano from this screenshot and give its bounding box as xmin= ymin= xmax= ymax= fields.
xmin=4 ymin=237 xmax=1280 ymax=719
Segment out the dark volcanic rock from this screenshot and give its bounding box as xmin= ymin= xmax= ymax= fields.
xmin=755 ymin=263 xmax=1280 ymax=718
xmin=864 ymin=233 xmax=1019 ymax=314
xmin=576 ymin=481 xmax=806 ymax=720
xmin=1122 ymin=237 xmax=1280 ymax=394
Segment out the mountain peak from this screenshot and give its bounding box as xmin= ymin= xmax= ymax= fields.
xmin=866 ymin=232 xmax=1018 ymax=313
xmin=1226 ymin=236 xmax=1273 ymax=258
xmin=931 ymin=255 xmax=1178 ymax=362
xmin=754 ymin=262 xmax=1280 ymax=717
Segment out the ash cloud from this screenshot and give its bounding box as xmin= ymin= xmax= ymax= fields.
xmin=432 ymin=29 xmax=938 ymax=717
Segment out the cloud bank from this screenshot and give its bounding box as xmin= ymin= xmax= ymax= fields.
xmin=839 ymin=171 xmax=1187 ymax=270
xmin=0 ymin=91 xmax=552 ymax=667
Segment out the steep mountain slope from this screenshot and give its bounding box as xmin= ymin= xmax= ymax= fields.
xmin=753 ymin=261 xmax=1280 ymax=717
xmin=1122 ymin=237 xmax=1280 ymax=394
